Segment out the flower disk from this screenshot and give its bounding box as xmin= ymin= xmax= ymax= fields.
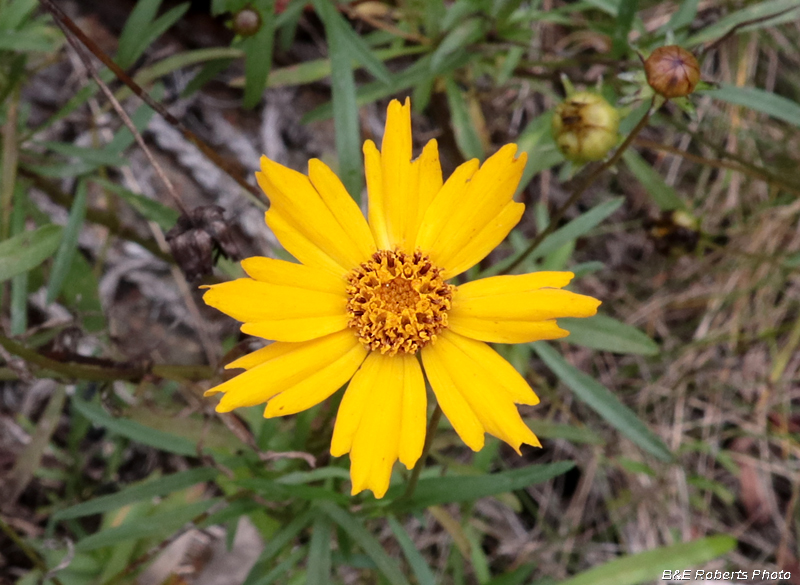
xmin=347 ymin=250 xmax=454 ymax=356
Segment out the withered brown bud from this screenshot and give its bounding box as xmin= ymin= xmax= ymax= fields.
xmin=166 ymin=206 xmax=243 ymax=281
xmin=644 ymin=45 xmax=700 ymax=99
xmin=232 ymin=7 xmax=261 ymax=37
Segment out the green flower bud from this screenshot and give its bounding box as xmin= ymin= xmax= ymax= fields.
xmin=552 ymin=92 xmax=620 ymax=162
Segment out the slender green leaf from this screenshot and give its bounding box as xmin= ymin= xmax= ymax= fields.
xmin=533 ymin=342 xmax=672 ymax=461
xmin=387 ymin=516 xmax=437 ymax=585
xmin=622 ymin=149 xmax=684 ymax=211
xmin=235 ymin=477 xmax=349 ymax=504
xmin=663 ymin=0 xmax=699 ymax=31
xmin=485 ymin=563 xmax=536 ymax=585
xmin=0 ymin=29 xmax=58 ymax=52
xmin=117 ymin=0 xmax=161 ymax=68
xmin=54 ymin=468 xmax=218 ymax=521
xmin=484 ymin=198 xmax=624 ymax=276
xmin=243 ymin=509 xmax=315 ymax=585
xmin=307 ymin=514 xmax=332 ymax=583
xmin=276 ymin=467 xmax=350 ymax=485
xmin=42 ymin=142 xmax=125 ymax=167
xmin=611 ymin=0 xmax=638 ymax=56
xmin=91 ymin=178 xmax=179 ymax=232
xmin=432 ymin=17 xmax=486 ymax=73
xmin=314 ymin=0 xmax=392 ymax=85
xmin=312 ymin=0 xmax=362 ymax=201
xmin=561 ymin=314 xmax=659 ymax=355
xmin=241 ymin=0 xmax=275 ymax=108
xmin=686 ymin=0 xmax=800 ymax=46
xmin=559 ymin=535 xmax=736 ymax=585
xmin=391 ymin=462 xmax=575 ymax=510
xmin=75 ymin=499 xmax=219 ymax=552
xmin=526 ymin=420 xmax=604 ymax=445
xmin=72 ymin=398 xmax=198 ymax=457
xmin=319 ymin=502 xmax=412 ymax=585
xmin=445 ymin=78 xmax=485 ymax=160
xmin=10 ymin=185 xmax=28 ymax=335
xmin=700 ymin=83 xmax=800 ymax=129
xmin=46 ymin=180 xmax=88 ymax=304
xmin=0 ymin=224 xmax=63 ymax=282
xmin=126 ymin=3 xmax=190 ymax=70
xmin=1 ymin=0 xmax=38 ymax=31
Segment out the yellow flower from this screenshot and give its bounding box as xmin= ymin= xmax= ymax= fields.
xmin=202 ymin=98 xmax=600 ymax=498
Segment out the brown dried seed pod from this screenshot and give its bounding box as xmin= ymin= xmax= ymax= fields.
xmin=644 ymin=45 xmax=700 ymax=99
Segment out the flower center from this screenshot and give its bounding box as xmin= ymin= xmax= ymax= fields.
xmin=346 ymin=250 xmax=454 ymax=356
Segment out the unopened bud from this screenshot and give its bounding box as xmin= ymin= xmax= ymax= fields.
xmin=232 ymin=7 xmax=261 ymax=37
xmin=552 ymin=92 xmax=620 ymax=162
xmin=644 ymin=45 xmax=700 ymax=99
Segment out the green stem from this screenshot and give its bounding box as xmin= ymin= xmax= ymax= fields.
xmin=501 ymin=96 xmax=657 ymax=275
xmin=400 ymin=404 xmax=443 ymax=502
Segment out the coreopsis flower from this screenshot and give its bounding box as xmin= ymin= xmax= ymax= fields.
xmin=552 ymin=92 xmax=620 ymax=162
xmin=203 ymin=98 xmax=600 ymax=498
xmin=644 ymin=45 xmax=700 ymax=99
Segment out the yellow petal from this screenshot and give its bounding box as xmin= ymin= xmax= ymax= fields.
xmin=241 ymin=257 xmax=346 ymax=295
xmin=409 ymin=139 xmax=443 ymax=244
xmin=349 ymin=353 xmax=403 ymax=498
xmin=265 ymin=209 xmax=346 ymax=277
xmin=330 ymin=353 xmax=382 ymax=457
xmin=381 ymin=98 xmax=413 ymax=249
xmin=263 ymin=341 xmax=367 ymax=417
xmin=223 ymin=342 xmax=296 ymax=372
xmin=450 ymin=288 xmax=601 ymax=322
xmin=441 ymin=332 xmax=539 ymax=406
xmin=397 ymin=354 xmax=426 ymax=469
xmin=364 ymin=140 xmax=391 ymax=249
xmin=241 ymin=314 xmax=350 ymax=342
xmin=440 ymin=201 xmax=524 ymax=279
xmin=456 ymin=271 xmax=574 ymax=298
xmin=202 ymin=278 xmax=345 ymax=322
xmin=415 ymin=159 xmax=480 ymax=253
xmin=257 ymin=156 xmax=367 ymax=271
xmin=421 ymin=343 xmax=485 ymax=451
xmin=208 ymin=330 xmax=360 ymax=412
xmin=427 ymin=331 xmax=540 ymax=453
xmin=431 ymin=145 xmax=526 ymax=265
xmin=448 ymin=315 xmax=569 ymax=344
xmin=307 ymin=158 xmax=377 ymax=260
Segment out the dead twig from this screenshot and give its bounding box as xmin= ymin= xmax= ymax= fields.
xmin=38 ymin=0 xmax=263 ymax=203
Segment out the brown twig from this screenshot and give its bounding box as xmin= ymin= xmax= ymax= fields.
xmin=38 ymin=0 xmax=263 ymax=203
xmin=501 ymin=97 xmax=657 ymax=275
xmin=46 ymin=8 xmax=191 ymax=217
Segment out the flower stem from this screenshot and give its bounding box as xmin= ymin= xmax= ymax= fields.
xmin=502 ymin=96 xmax=657 ymax=275
xmin=400 ymin=404 xmax=443 ymax=501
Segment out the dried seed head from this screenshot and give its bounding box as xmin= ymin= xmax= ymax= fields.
xmin=232 ymin=7 xmax=261 ymax=37
xmin=551 ymin=92 xmax=620 ymax=162
xmin=166 ymin=206 xmax=243 ymax=281
xmin=644 ymin=45 xmax=700 ymax=99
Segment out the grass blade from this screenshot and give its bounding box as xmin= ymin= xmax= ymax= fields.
xmin=533 ymin=342 xmax=672 ymax=461
xmin=307 ymin=514 xmax=332 ymax=583
xmin=72 ymin=398 xmax=198 ymax=457
xmin=0 ymin=224 xmax=63 ymax=282
xmin=46 ymin=179 xmax=88 ymax=303
xmin=54 ymin=468 xmax=218 ymax=521
xmin=312 ymin=0 xmax=363 ymax=202
xmin=701 ymin=83 xmax=800 ymax=129
xmin=622 ymin=149 xmax=684 ymax=211
xmin=559 ymin=535 xmax=736 ymax=585
xmin=445 ymin=77 xmax=486 ymax=161
xmin=319 ymin=501 xmax=411 ymax=585
xmin=560 ymin=314 xmax=660 ymax=356
xmin=241 ymin=0 xmax=276 ymax=108
xmin=387 ymin=516 xmax=437 ymax=585
xmin=391 ymin=461 xmax=575 ymax=510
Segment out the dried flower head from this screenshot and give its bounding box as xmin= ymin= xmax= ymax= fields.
xmin=644 ymin=45 xmax=700 ymax=99
xmin=552 ymin=92 xmax=620 ymax=162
